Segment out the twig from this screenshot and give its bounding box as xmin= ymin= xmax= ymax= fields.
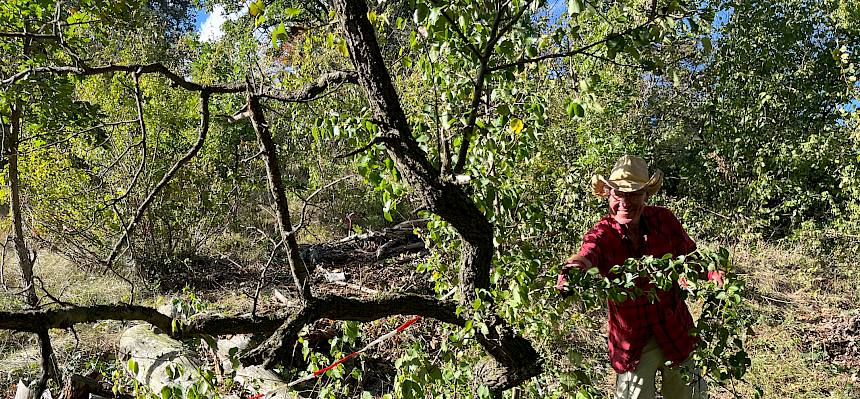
xmin=103 ymin=91 xmax=211 ymax=274
xmin=34 ymin=276 xmax=73 ymax=307
xmin=1 ymin=236 xmax=10 ymax=291
xmin=18 ymin=119 xmax=136 ymax=151
xmin=295 ymin=175 xmax=359 ymax=232
xmin=582 ymin=50 xmax=643 ymax=69
xmin=110 ymin=71 xmax=148 ymax=204
xmin=334 ymin=135 xmax=391 ymax=158
xmin=252 ymin=239 xmax=286 ymax=318
xmin=760 ymin=294 xmax=793 ymax=305
xmin=241 ymin=150 xmax=265 ymax=163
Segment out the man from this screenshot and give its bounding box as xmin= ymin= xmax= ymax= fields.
xmin=556 ymin=155 xmax=708 ymax=399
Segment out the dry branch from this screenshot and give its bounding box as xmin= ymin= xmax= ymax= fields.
xmin=248 ymin=94 xmax=313 ymax=301
xmin=103 ymin=91 xmax=211 ymax=284
xmin=241 ymin=293 xmax=462 ymax=367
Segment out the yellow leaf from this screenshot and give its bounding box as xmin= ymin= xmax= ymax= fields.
xmin=510 ymin=118 xmax=524 ymax=134
xmin=249 ymin=0 xmax=264 ymax=18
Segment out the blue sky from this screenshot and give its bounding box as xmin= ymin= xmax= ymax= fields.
xmin=194 ymin=8 xmax=208 ymax=31
xmin=192 ymin=5 xmax=249 ymax=42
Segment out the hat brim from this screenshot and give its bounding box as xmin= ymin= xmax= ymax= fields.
xmin=591 ymin=170 xmax=663 ymax=198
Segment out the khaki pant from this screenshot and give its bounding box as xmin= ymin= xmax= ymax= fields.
xmin=614 ymin=339 xmax=708 ymax=399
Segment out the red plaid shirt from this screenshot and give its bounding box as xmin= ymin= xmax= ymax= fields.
xmin=570 ymin=206 xmax=697 ymax=373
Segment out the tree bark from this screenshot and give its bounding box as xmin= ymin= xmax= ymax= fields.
xmin=247 ymin=94 xmax=313 ymax=301
xmin=119 ymin=325 xmax=214 ymax=396
xmin=6 ymin=101 xmax=37 ymax=306
xmin=332 ymin=0 xmax=541 ymax=393
xmin=6 ymin=92 xmax=62 ymax=398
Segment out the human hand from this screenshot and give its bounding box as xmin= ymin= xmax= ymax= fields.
xmin=556 ymin=265 xmax=573 ymax=297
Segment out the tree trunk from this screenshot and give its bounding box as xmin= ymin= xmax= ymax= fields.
xmin=332 ymin=0 xmax=541 ymax=393
xmin=6 ymin=101 xmax=36 ymax=306
xmin=6 ymin=95 xmax=62 ymax=398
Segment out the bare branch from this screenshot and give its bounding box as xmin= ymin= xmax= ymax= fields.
xmin=261 ymin=70 xmax=359 ymax=102
xmin=247 ymin=94 xmax=313 ymax=301
xmin=18 ymin=120 xmax=136 ymax=153
xmin=0 ymin=32 xmax=59 ymax=39
xmin=334 ymin=135 xmax=394 ymax=158
xmin=452 ymin=4 xmax=508 ymax=174
xmin=488 ymin=25 xmax=644 ymax=72
xmin=1 ymin=63 xmax=243 ymax=93
xmin=103 ymin=91 xmax=211 ymax=278
xmin=252 ymin=239 xmax=286 ymax=317
xmin=106 ymin=72 xmax=147 ymax=205
xmin=295 ymin=174 xmax=358 ymax=231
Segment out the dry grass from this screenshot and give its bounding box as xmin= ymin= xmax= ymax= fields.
xmin=1 ymin=237 xmax=859 ymax=398
xmin=706 ymin=239 xmax=860 ymax=398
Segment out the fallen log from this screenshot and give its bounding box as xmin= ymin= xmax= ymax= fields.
xmin=300 ymin=219 xmax=428 ymax=266
xmin=217 ymin=336 xmax=297 ymax=398
xmin=120 ymin=325 xmax=299 ymax=399
xmin=119 ymin=325 xmax=211 ymax=396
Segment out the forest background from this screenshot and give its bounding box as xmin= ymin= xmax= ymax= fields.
xmin=0 ymin=0 xmax=859 ymax=398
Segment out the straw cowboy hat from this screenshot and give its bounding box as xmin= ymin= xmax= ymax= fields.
xmin=591 ymin=155 xmax=663 ymax=197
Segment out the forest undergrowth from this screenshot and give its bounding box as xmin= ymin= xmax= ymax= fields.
xmin=1 ymin=234 xmax=858 ymax=399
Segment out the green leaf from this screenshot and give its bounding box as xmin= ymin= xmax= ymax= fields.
xmin=413 ymin=4 xmax=429 ymax=24
xmin=271 ymin=22 xmax=287 ymax=47
xmin=249 ymin=0 xmax=264 ymax=18
xmin=472 ymin=296 xmax=482 ymax=310
xmin=127 ymin=358 xmax=139 ymax=375
xmin=568 ymin=102 xmax=585 ymax=118
xmin=284 ymin=7 xmax=302 ymax=18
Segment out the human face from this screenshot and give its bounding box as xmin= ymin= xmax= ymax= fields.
xmin=607 ymin=188 xmax=647 ymax=225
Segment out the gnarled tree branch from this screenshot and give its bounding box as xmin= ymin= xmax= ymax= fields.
xmin=261 ymin=71 xmax=358 ymax=102
xmin=247 ymin=94 xmax=313 ymax=301
xmin=241 ymin=293 xmax=462 ymax=367
xmin=0 ymin=293 xmax=462 ymax=339
xmin=333 ymin=0 xmax=541 ymax=393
